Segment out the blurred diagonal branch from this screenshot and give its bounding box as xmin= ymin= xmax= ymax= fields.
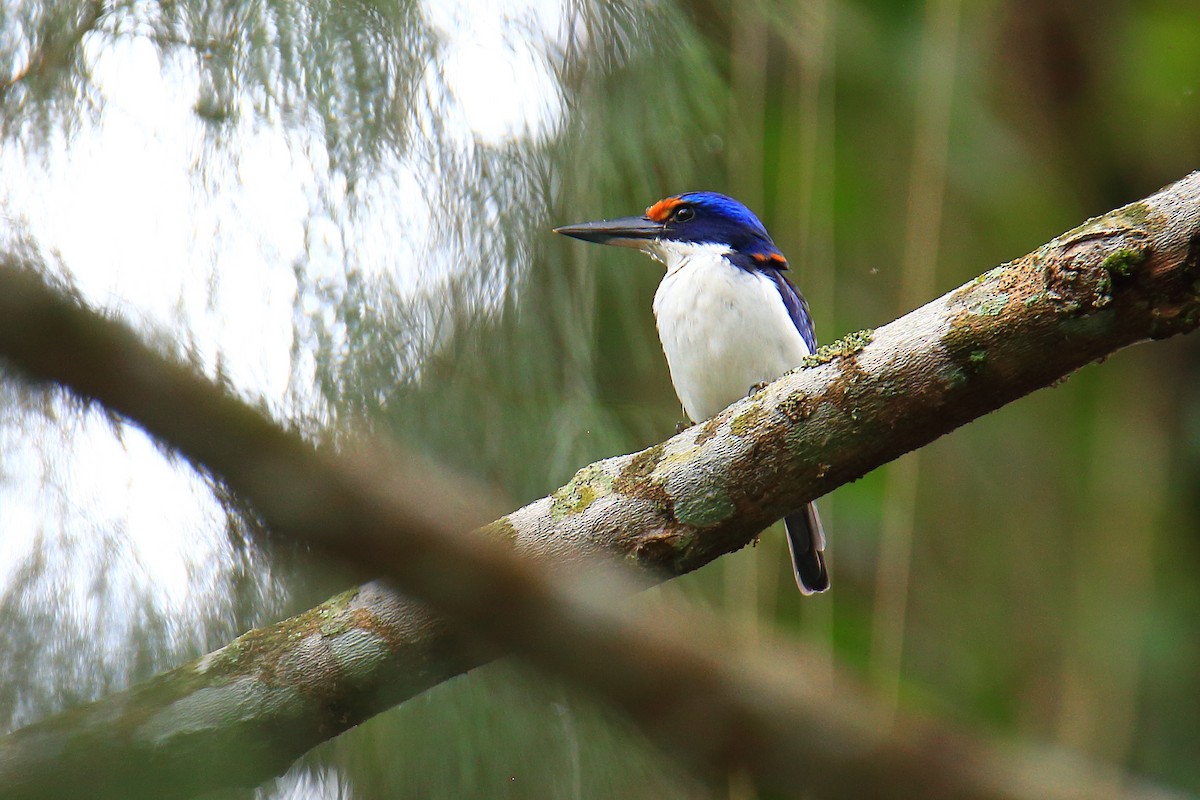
xmin=2 ymin=172 xmax=1200 ymax=799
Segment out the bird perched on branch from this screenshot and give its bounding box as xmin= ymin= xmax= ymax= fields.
xmin=555 ymin=192 xmax=829 ymax=595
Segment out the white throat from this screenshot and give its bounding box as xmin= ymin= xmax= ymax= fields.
xmin=643 ymin=240 xmax=733 ymax=275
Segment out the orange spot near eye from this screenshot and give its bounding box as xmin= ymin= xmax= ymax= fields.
xmin=645 ymin=196 xmax=684 ymax=222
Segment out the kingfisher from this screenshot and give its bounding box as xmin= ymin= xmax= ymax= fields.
xmin=555 ymin=192 xmax=829 ymax=595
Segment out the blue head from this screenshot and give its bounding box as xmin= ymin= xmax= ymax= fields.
xmin=554 ymin=191 xmax=788 ymax=269
xmin=555 ymin=192 xmax=815 ymax=350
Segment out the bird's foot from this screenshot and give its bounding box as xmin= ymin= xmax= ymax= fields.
xmin=675 ymin=419 xmax=694 ymax=435
xmin=747 ymin=381 xmax=770 ymax=398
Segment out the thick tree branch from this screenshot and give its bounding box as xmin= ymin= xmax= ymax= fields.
xmin=2 ymin=173 xmax=1199 ymax=799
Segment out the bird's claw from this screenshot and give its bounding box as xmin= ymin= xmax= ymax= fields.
xmin=747 ymin=381 xmax=770 ymax=397
xmin=675 ymin=419 xmax=694 ymax=435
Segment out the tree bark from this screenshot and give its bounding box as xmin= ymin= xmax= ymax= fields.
xmin=1 ymin=172 xmax=1199 ymax=799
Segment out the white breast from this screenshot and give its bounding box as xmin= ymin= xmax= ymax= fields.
xmin=649 ymin=242 xmax=812 ymax=421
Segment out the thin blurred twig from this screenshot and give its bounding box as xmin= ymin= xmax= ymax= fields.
xmin=873 ymin=0 xmax=962 ymax=721
xmin=1056 ymin=359 xmax=1165 ymax=770
xmin=1 ymin=172 xmax=1200 ymax=799
xmin=781 ymin=0 xmax=838 ymax=683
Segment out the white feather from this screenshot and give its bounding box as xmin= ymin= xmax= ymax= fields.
xmin=648 ymin=241 xmax=812 ymax=421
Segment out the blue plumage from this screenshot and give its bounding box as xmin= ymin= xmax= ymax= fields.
xmin=663 ymin=192 xmax=786 ymax=263
xmin=761 ymin=268 xmax=818 ymax=354
xmin=667 ymin=192 xmax=817 ymax=353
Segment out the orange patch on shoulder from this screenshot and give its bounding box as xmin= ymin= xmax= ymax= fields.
xmin=645 ymin=196 xmax=684 ymax=222
xmin=752 ymin=252 xmax=789 ymax=267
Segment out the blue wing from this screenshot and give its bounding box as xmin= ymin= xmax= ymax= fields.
xmin=762 ymin=268 xmax=817 ymax=353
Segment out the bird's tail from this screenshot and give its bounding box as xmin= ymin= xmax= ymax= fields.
xmin=784 ymin=502 xmax=830 ymax=595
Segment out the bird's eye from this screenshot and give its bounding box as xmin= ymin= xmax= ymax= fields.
xmin=672 ymin=205 xmax=695 ymax=222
